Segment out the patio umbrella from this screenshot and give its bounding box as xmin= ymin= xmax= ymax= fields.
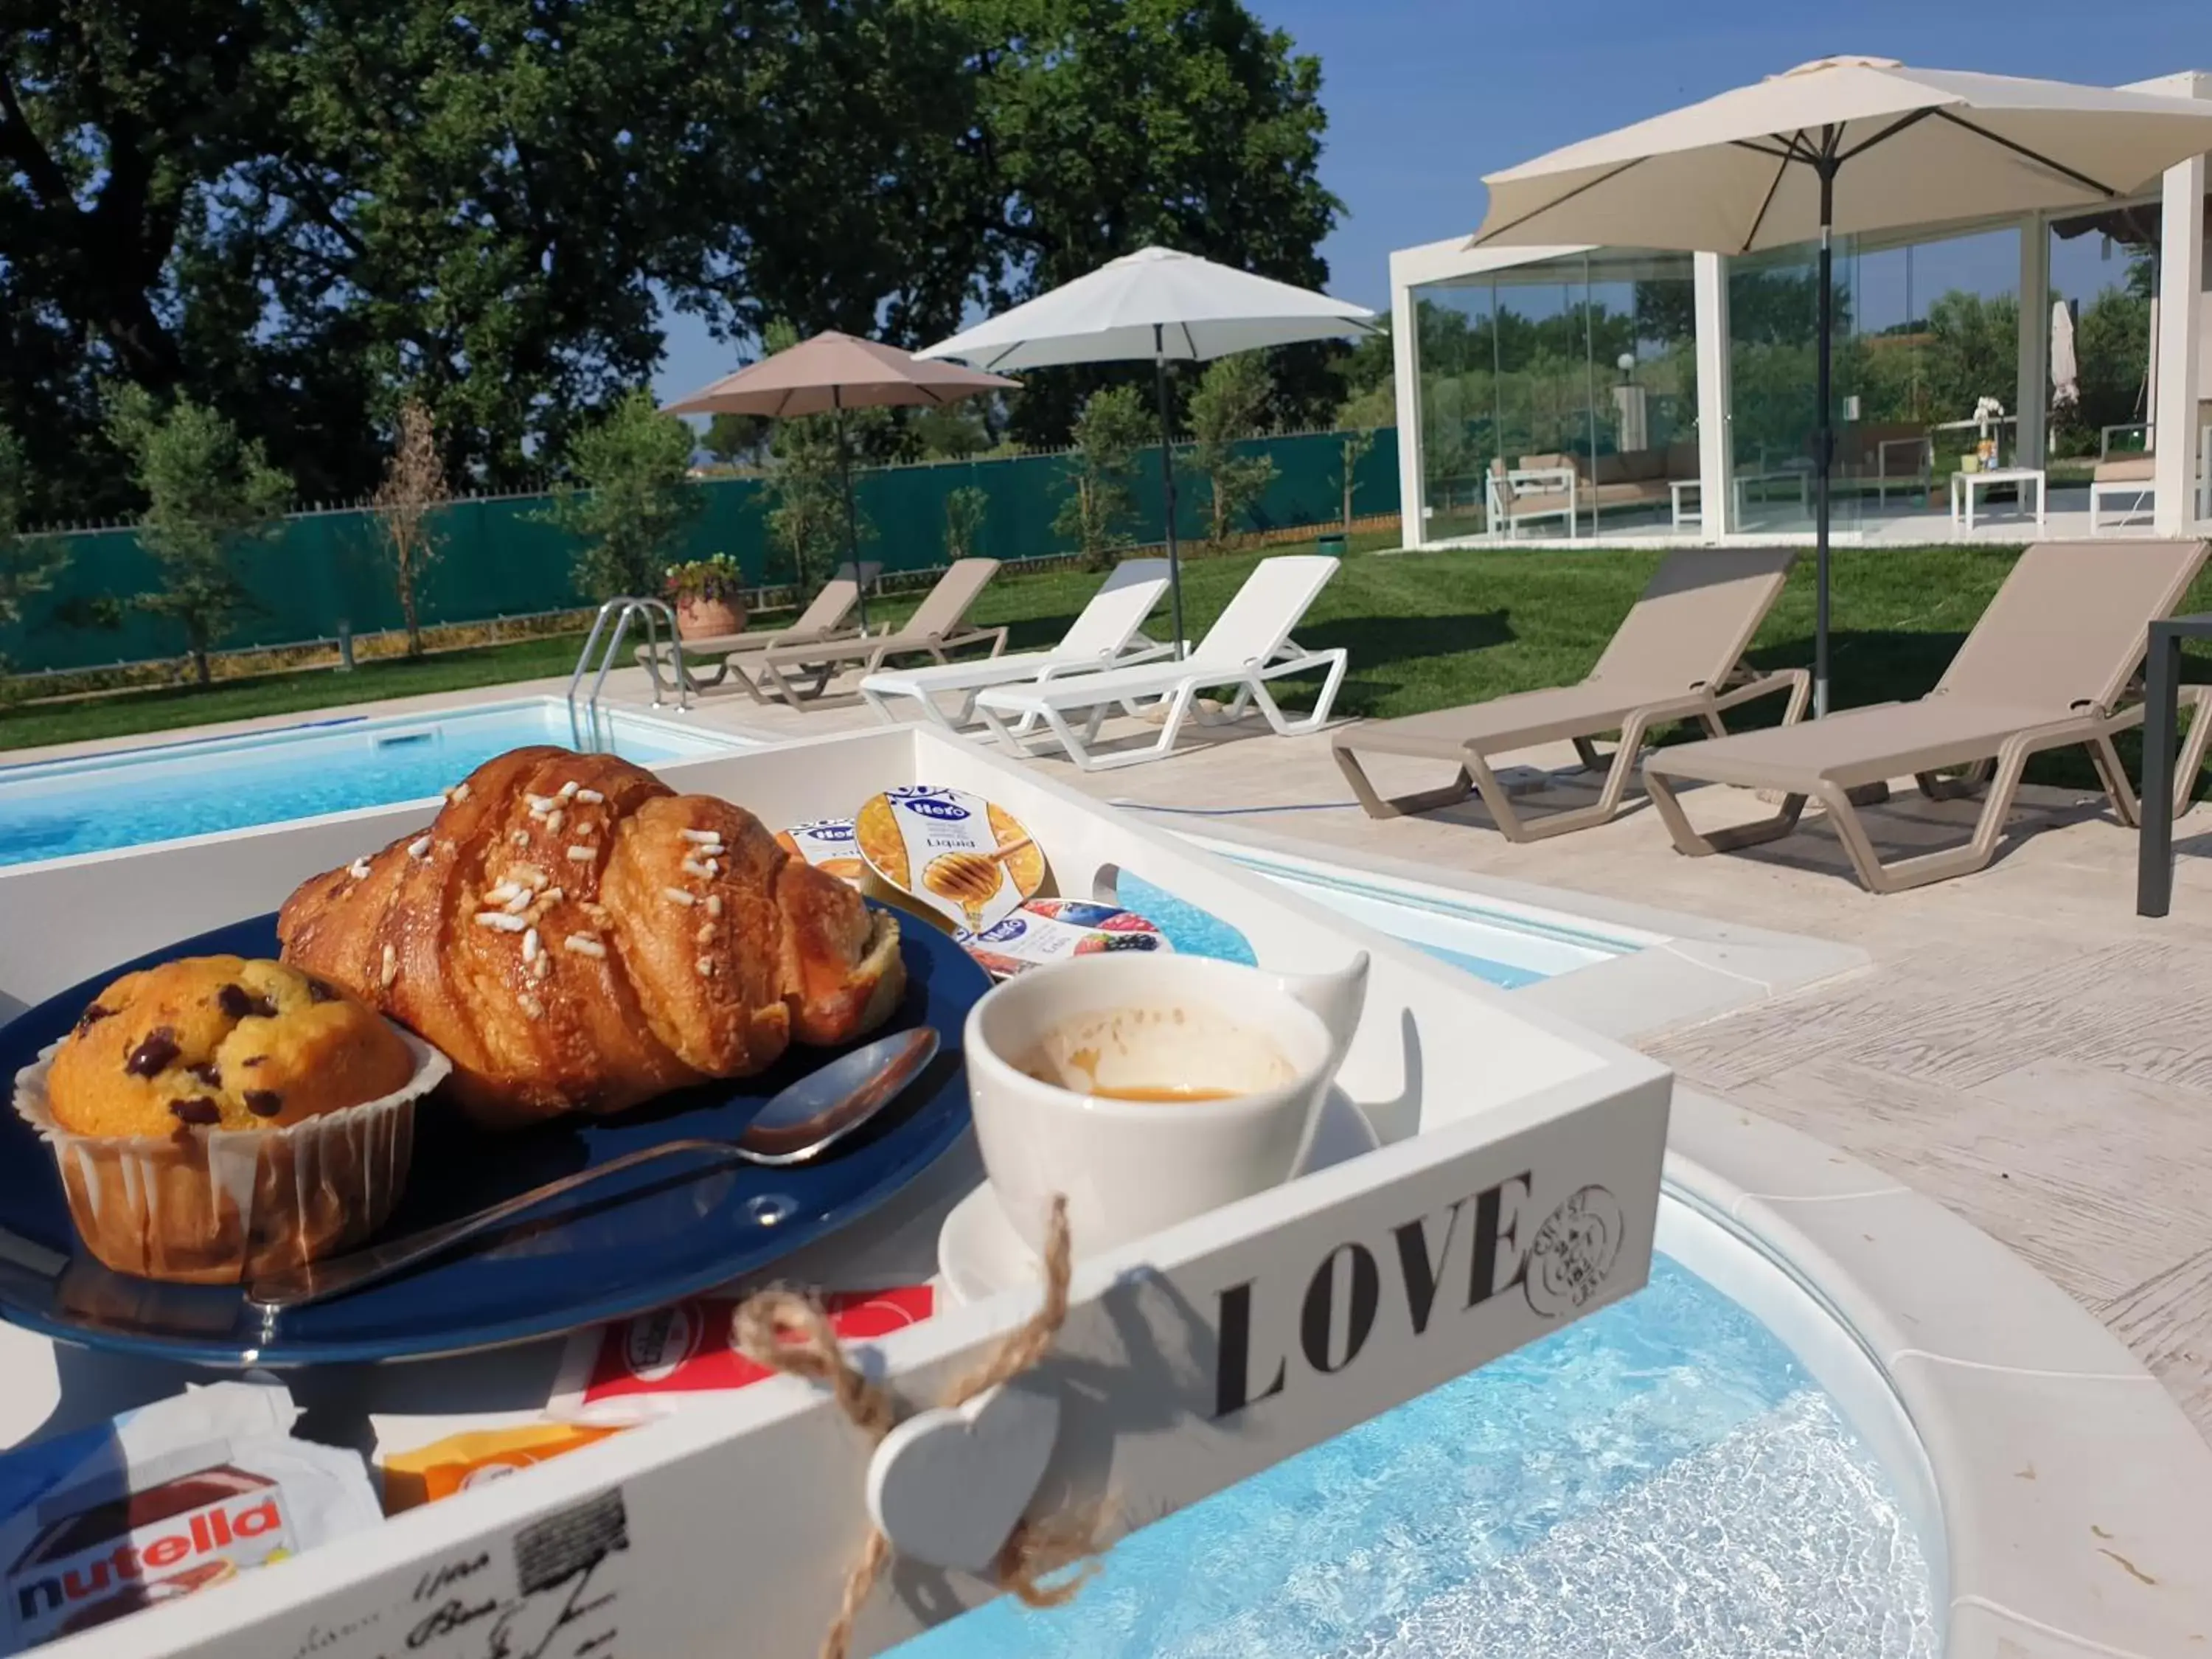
xmin=916 ymin=246 xmax=1376 ymax=658
xmin=1470 ymin=55 xmax=2212 ymax=714
xmin=2051 ymin=300 xmax=2079 ymax=417
xmin=664 ymin=333 xmax=1017 ymax=629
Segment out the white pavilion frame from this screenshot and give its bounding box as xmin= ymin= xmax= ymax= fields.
xmin=1389 ymin=70 xmax=2212 ymax=549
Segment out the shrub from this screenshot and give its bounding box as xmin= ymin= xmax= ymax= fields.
xmin=943 ymin=485 xmax=990 ymax=561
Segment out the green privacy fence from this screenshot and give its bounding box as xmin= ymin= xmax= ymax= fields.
xmin=4 ymin=428 xmax=1399 ymax=675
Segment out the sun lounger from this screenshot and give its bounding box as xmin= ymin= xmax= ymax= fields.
xmin=634 ymin=563 xmax=879 ymax=695
xmin=858 ymin=560 xmax=1173 ymax=731
xmin=971 ymin=554 xmax=1348 ymax=771
xmin=1331 ymin=547 xmax=1807 ymax=841
xmin=754 ymin=558 xmax=1007 ymax=709
xmin=1642 ymin=538 xmax=2211 ymax=894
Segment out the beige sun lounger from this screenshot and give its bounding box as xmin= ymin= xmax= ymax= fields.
xmin=634 ymin=563 xmax=880 ymax=695
xmin=1643 ymin=538 xmax=2211 ymax=894
xmin=754 ymin=558 xmax=1007 ymax=709
xmin=1331 ymin=547 xmax=1809 ymax=841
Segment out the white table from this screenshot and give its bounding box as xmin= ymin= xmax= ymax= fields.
xmin=1950 ymin=466 xmax=2046 ymax=532
xmin=1732 ymin=468 xmax=1811 ymax=524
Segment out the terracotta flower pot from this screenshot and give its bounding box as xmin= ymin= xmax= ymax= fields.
xmin=676 ymin=595 xmax=746 ymax=641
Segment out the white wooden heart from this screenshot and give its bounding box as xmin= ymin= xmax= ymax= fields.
xmin=865 ymin=1380 xmax=1061 ymax=1573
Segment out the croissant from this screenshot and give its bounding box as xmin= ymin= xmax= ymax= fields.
xmin=276 ymin=747 xmax=905 ymax=1129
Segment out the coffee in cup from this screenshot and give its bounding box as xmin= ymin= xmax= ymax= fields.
xmin=964 ymin=953 xmax=1364 ymax=1257
xmin=1019 ymin=1004 xmax=1294 ymax=1105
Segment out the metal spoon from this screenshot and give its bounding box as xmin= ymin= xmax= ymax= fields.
xmin=246 ymin=1026 xmax=941 ymax=1312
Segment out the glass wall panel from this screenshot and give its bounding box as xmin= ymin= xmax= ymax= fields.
xmin=1586 ymin=253 xmax=1697 ymax=539
xmin=1411 ymin=280 xmax=1500 ymax=540
xmin=1726 ymin=242 xmax=1855 ymax=535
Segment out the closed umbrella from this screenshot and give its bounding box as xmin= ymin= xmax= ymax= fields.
xmin=664 ymin=333 xmax=1017 ymax=629
xmin=2051 ymin=300 xmax=2079 ymax=419
xmin=1472 ymin=55 xmax=2212 ymax=714
xmin=917 ymin=246 xmax=1375 ymax=657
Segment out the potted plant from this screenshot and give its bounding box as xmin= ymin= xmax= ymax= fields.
xmin=664 ymin=554 xmax=748 ymax=640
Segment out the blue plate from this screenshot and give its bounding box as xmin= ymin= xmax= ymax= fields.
xmin=0 ymin=908 xmax=985 ymax=1367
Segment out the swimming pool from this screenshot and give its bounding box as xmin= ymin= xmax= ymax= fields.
xmin=895 ymin=1248 xmax=1934 ymax=1658
xmin=0 ymin=699 xmax=749 ymax=868
xmin=910 ymin=852 xmax=1931 ymax=1656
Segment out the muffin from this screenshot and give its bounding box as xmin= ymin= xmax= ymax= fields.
xmin=15 ymin=956 xmax=445 ymax=1284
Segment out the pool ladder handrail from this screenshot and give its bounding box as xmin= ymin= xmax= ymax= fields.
xmin=568 ymin=597 xmax=695 ymax=749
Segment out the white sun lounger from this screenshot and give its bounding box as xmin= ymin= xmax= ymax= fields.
xmin=971 ymin=554 xmax=1349 ymax=771
xmin=857 ymin=560 xmax=1175 ymax=731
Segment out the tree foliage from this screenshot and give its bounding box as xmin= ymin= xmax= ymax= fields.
xmin=1054 ymin=385 xmax=1154 ymax=568
xmin=942 ymin=485 xmax=991 ymax=561
xmin=103 ymin=385 xmax=291 ymax=686
xmin=0 ymin=0 xmax=1341 ymax=519
xmin=1185 ymin=352 xmax=1277 ymax=547
xmin=0 ymin=428 xmax=66 ymax=672
xmin=540 ymin=391 xmax=702 ymax=603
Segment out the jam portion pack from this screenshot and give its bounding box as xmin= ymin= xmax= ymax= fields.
xmin=0 ymin=1382 xmax=378 ymax=1653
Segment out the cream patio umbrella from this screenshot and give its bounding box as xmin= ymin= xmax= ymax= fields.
xmin=2051 ymin=299 xmax=2080 ymax=420
xmin=664 ymin=333 xmax=1018 ymax=629
xmin=1471 ymin=55 xmax=2212 ymax=714
xmin=916 ymin=246 xmax=1376 ymax=658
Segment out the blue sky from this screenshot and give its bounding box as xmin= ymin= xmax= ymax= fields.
xmin=652 ymin=3 xmax=2210 ymax=399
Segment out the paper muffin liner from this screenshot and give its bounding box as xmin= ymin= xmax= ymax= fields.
xmin=12 ymin=1026 xmax=448 ymax=1285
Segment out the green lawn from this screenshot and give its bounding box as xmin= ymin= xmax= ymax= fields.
xmin=7 ymin=537 xmax=2207 ymax=796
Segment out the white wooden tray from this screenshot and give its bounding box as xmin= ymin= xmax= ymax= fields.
xmin=0 ymin=725 xmax=1670 ymax=1659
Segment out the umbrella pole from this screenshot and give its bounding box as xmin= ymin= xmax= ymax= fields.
xmin=835 ymin=396 xmax=869 ymax=634
xmin=1154 ymin=327 xmax=1186 ymax=661
xmin=1813 ymin=158 xmax=1835 ymax=719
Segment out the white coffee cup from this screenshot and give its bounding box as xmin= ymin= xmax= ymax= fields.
xmin=964 ymin=952 xmax=1366 ymax=1257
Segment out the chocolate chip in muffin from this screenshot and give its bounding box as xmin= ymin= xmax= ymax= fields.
xmin=243 ymin=1089 xmax=284 ymax=1119
xmin=185 ymin=1061 xmax=222 ymax=1088
xmin=125 ymin=1027 xmax=181 ymax=1077
xmin=215 ymin=983 xmax=278 ymax=1020
xmin=73 ymin=1004 xmax=114 ymax=1037
xmin=304 ymin=978 xmax=339 ymax=1004
xmin=168 ymin=1097 xmax=221 ymax=1126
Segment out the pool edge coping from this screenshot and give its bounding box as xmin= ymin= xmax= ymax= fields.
xmin=1665 ymin=1090 xmax=2212 ymax=1659
xmin=1159 ymin=815 xmax=1874 ymax=1041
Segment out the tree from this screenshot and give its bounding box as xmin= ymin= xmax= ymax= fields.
xmin=1053 ymin=386 xmax=1153 ymax=569
xmin=762 ymin=414 xmax=857 ymax=595
xmin=0 ymin=427 xmax=66 ymax=670
xmin=370 ymin=400 xmax=447 ymax=658
xmin=2 ymin=0 xmax=1344 ymax=509
xmin=103 ymin=385 xmax=291 ymax=686
xmin=1337 ymin=428 xmax=1376 ymax=532
xmin=540 ymin=391 xmax=702 ymax=604
xmin=943 ymin=486 xmax=991 ymax=561
xmin=700 ymin=414 xmax=773 ymax=470
xmin=928 ymin=0 xmax=1343 ymax=443
xmin=1185 ymin=353 xmax=1278 ymax=548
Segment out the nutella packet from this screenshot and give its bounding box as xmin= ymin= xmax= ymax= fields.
xmin=547 ymin=1287 xmax=935 ymax=1425
xmin=0 ymin=1382 xmax=379 ymax=1653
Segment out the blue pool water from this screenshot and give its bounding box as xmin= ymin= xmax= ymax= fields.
xmin=0 ymin=700 xmax=745 ymax=867
xmin=895 ymin=1258 xmax=1936 ymax=1658
xmin=1115 ymin=868 xmax=1609 ymax=992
